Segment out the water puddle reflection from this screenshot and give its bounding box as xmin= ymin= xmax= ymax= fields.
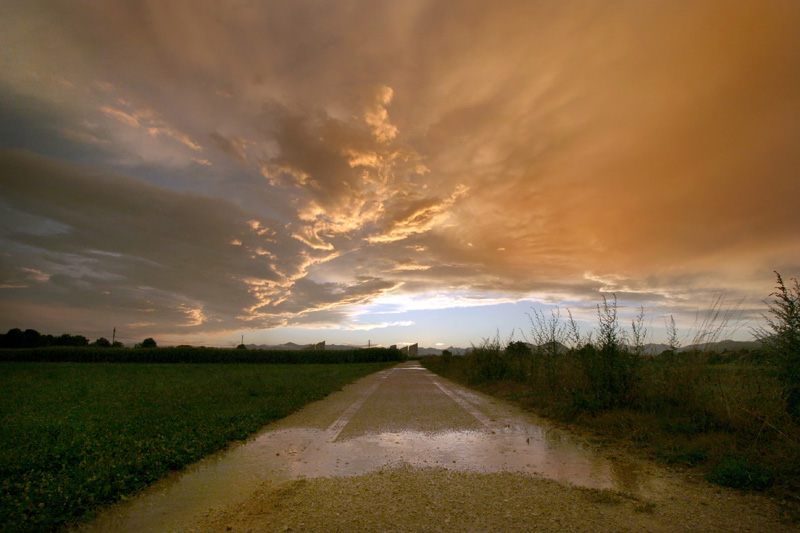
xmin=82 ymin=427 xmax=642 ymax=532
xmin=80 ymin=366 xmax=650 ymax=532
xmin=289 ymin=427 xmax=618 ymax=488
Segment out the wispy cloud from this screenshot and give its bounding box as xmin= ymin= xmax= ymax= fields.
xmin=1 ymin=1 xmax=799 ymax=344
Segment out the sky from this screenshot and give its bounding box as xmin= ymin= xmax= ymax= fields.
xmin=1 ymin=1 xmax=799 ymax=348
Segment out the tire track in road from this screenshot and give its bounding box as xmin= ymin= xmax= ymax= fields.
xmin=427 ymin=376 xmax=495 ymax=429
xmin=324 ymin=367 xmax=394 ymax=442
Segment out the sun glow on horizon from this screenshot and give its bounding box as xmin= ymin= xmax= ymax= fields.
xmin=0 ymin=1 xmax=798 ymax=346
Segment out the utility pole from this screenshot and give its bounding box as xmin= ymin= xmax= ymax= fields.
xmin=368 ymin=339 xmax=371 ymax=348
xmin=112 ymin=327 xmax=116 ymax=345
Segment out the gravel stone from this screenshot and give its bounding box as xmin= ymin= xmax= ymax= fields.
xmin=196 ymin=465 xmax=792 ymax=532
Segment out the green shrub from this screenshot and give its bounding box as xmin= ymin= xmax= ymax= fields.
xmin=665 ymin=444 xmax=708 ymax=466
xmin=707 ymin=455 xmax=774 ymax=490
xmin=755 ymin=272 xmax=800 ymax=418
xmin=139 ymin=337 xmax=157 ymax=348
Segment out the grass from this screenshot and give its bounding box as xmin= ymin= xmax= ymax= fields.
xmin=422 ymin=352 xmax=800 ymax=517
xmin=0 ymin=346 xmax=404 ymax=364
xmin=0 ymin=362 xmax=393 ymax=532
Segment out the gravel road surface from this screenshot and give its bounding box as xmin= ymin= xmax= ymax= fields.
xmin=81 ymin=362 xmax=793 ymax=532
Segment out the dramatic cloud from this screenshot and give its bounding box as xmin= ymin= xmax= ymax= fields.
xmin=1 ymin=1 xmax=799 ymax=345
xmin=0 ymin=150 xmax=401 ymax=340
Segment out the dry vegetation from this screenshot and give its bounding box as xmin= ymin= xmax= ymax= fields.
xmin=423 ymin=273 xmax=800 ymax=517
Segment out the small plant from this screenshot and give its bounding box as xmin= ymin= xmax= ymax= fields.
xmin=687 ymin=294 xmax=744 ymax=351
xmin=566 ymin=309 xmax=590 ymax=350
xmin=525 ymin=308 xmax=567 ymax=391
xmin=469 ymin=331 xmax=507 ymax=382
xmin=588 ymin=295 xmax=638 ymax=408
xmin=596 ymin=294 xmax=623 ymax=354
xmin=754 ymin=272 xmax=800 ymax=418
xmin=665 ymin=315 xmax=681 ymax=353
xmin=504 ymin=341 xmax=531 ymax=382
xmin=629 ymin=306 xmax=649 ymax=357
xmin=707 ymin=455 xmax=774 ymax=490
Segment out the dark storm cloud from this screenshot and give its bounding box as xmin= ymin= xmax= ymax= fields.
xmin=0 ymin=150 xmax=400 ymax=337
xmin=1 ymin=1 xmax=800 ymax=342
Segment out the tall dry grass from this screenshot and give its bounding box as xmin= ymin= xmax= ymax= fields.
xmin=423 ymin=282 xmax=800 ymax=502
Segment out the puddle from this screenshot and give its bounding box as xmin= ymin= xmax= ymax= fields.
xmin=284 ymin=427 xmax=618 ymax=487
xmin=79 ymin=362 xmax=652 ymax=532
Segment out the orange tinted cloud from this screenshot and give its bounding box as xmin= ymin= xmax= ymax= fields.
xmin=1 ymin=1 xmax=799 ymax=341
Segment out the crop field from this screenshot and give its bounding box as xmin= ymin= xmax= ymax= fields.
xmin=0 ymin=346 xmax=404 ymax=364
xmin=0 ymin=362 xmax=393 ymax=532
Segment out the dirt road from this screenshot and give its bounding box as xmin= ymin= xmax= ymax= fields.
xmin=81 ymin=362 xmax=793 ymax=532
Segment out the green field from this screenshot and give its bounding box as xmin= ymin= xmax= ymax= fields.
xmin=0 ymin=362 xmax=392 ymax=532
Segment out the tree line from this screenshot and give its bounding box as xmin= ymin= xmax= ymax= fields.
xmin=0 ymin=328 xmax=156 ymax=349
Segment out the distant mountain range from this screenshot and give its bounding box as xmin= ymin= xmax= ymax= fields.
xmin=643 ymin=339 xmax=762 ymax=355
xmin=244 ymin=339 xmax=762 ymax=356
xmin=244 ymin=342 xmax=467 ymax=354
xmin=245 ymin=342 xmax=361 ymax=351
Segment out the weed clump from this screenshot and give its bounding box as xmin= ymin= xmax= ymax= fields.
xmin=708 ymin=455 xmax=775 ymax=490
xmin=422 ymin=276 xmax=800 ymax=504
xmin=755 ymin=272 xmax=800 ymax=419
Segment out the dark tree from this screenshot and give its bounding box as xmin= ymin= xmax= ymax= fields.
xmin=2 ymin=328 xmax=91 ymax=348
xmin=0 ymin=328 xmax=25 ymax=348
xmin=22 ymin=329 xmax=42 ymax=347
xmin=57 ymin=333 xmax=89 ymax=347
xmin=505 ymin=341 xmax=531 ymax=357
xmin=140 ymin=337 xmax=157 ymax=348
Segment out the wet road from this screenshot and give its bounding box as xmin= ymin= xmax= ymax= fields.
xmin=80 ymin=362 xmax=656 ymax=531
